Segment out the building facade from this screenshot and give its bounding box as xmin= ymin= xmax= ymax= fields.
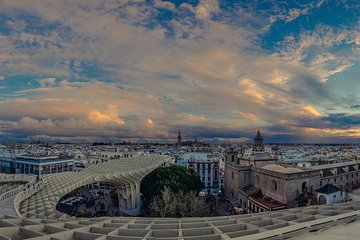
xmin=225 ymin=131 xmax=323 ymax=213
xmin=0 ymin=155 xmax=74 ymax=176
xmin=316 ymin=184 xmax=342 ymax=205
xmin=177 ymin=152 xmax=222 ymax=195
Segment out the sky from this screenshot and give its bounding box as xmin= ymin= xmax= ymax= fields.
xmin=0 ymin=0 xmax=359 ymax=143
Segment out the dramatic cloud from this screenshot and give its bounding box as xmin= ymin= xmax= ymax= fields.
xmin=0 ymin=0 xmax=359 ymax=143
xmin=88 ymin=105 xmax=125 ymax=125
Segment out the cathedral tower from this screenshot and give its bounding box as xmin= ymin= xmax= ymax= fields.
xmin=253 ymin=130 xmax=265 ymax=152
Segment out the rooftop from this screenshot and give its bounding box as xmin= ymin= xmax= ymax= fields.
xmin=248 ymin=152 xmax=274 ymax=160
xmin=309 ymin=161 xmax=358 ymax=170
xmin=249 ymin=190 xmax=287 ymax=210
xmin=316 ymin=184 xmax=341 ymax=195
xmin=262 ymin=164 xmax=304 ymax=174
xmin=1 ymin=201 xmax=360 ymax=239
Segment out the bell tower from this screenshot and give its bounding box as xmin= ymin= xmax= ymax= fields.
xmin=253 ymin=130 xmax=265 ymax=152
xmin=225 ymin=148 xmax=239 ymax=165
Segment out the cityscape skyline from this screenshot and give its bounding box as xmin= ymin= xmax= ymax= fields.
xmin=0 ymin=0 xmax=360 ymax=143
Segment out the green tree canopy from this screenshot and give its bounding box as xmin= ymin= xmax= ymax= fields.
xmin=140 ymin=165 xmax=203 ymax=213
xmin=149 ymin=187 xmax=210 ymax=217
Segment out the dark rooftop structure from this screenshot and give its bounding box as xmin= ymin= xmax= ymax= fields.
xmin=316 ymin=184 xmax=341 ymax=195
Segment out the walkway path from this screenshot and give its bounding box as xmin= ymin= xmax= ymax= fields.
xmin=0 ymin=196 xmax=16 ymax=216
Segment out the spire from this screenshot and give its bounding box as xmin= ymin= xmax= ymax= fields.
xmin=177 ymin=129 xmax=182 ymax=147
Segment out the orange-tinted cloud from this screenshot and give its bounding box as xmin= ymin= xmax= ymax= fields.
xmin=239 ymin=79 xmax=265 ymax=103
xmin=88 ymin=105 xmax=125 ymax=125
xmin=303 ymin=105 xmax=321 ymax=117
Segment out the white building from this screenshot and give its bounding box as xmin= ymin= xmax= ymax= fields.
xmin=177 ymin=152 xmax=223 ymax=195
xmin=315 ymin=184 xmax=342 ymax=205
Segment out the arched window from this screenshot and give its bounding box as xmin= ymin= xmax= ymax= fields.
xmin=319 ymin=195 xmax=326 ymax=205
xmin=302 ymin=182 xmax=307 ymax=193
xmin=272 ymin=180 xmax=277 ymax=191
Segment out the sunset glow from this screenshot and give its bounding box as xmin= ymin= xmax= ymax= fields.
xmin=0 ymin=0 xmax=359 ymax=143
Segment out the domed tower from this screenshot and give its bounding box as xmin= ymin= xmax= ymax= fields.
xmin=253 ymin=130 xmax=265 ymax=152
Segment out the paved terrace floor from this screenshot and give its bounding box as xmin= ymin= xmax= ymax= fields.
xmin=0 ymin=197 xmax=17 ymax=216
xmin=1 ymin=156 xmax=360 ymax=239
xmin=0 ymin=203 xmax=360 ymax=240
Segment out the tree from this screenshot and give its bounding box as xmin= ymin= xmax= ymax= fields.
xmin=149 ymin=187 xmax=177 ymax=217
xmin=176 ymin=191 xmax=210 ymax=217
xmin=141 ymin=165 xmax=203 ymax=214
xmin=148 ymin=187 xmax=210 ymax=217
xmin=100 ymin=202 xmax=105 ymax=210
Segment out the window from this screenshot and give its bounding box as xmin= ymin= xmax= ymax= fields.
xmin=320 ymin=181 xmax=322 ymax=186
xmin=302 ymin=182 xmax=307 ymax=193
xmin=232 ymin=171 xmax=234 ymax=179
xmin=231 ymin=155 xmax=235 ymax=162
xmin=272 ymin=180 xmax=277 ymax=191
xmin=341 ymin=177 xmax=343 ymax=181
